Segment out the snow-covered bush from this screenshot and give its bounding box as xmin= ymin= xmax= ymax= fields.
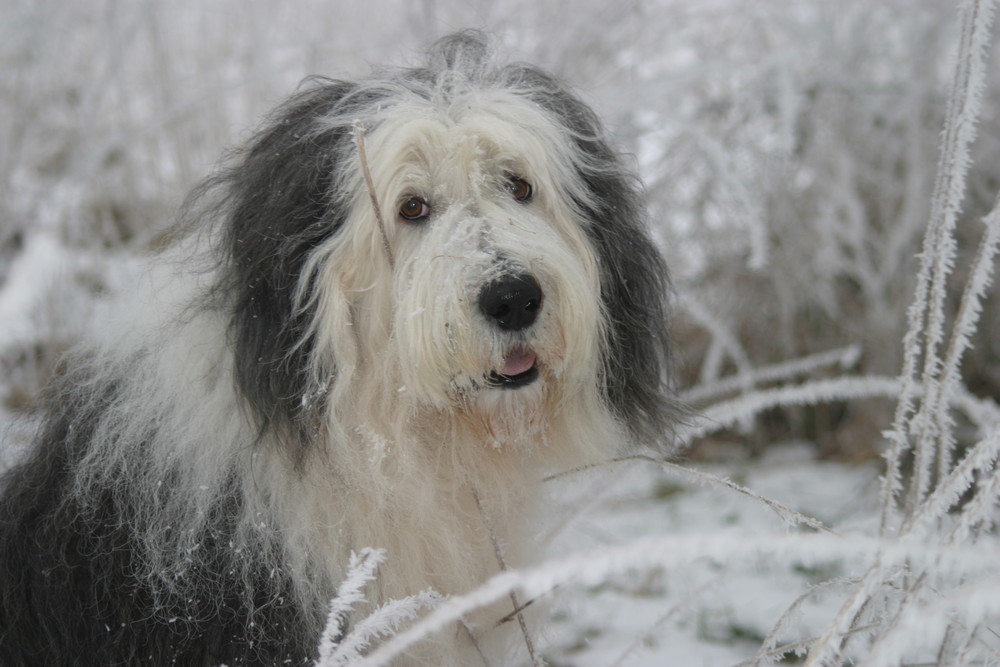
xmin=586 ymin=0 xmax=1000 ymax=459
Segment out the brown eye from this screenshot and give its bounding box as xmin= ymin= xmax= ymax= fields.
xmin=506 ymin=177 xmax=533 ymax=202
xmin=399 ymin=196 xmax=430 ymax=222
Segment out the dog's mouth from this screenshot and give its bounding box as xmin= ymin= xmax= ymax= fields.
xmin=485 ymin=348 xmax=539 ymax=390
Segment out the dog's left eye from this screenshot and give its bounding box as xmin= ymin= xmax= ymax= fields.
xmin=505 ymin=177 xmax=533 ymax=202
xmin=399 ymin=196 xmax=431 ymax=222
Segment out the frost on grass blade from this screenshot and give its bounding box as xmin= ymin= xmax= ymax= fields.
xmin=316 ymin=548 xmax=442 ymax=667
xmin=680 ymin=344 xmax=862 ymax=405
xmin=886 ymin=0 xmax=998 ymax=520
xmin=317 ymin=548 xmax=386 ymax=661
xmin=809 ymin=1 xmax=1000 ymax=664
xmin=319 ymin=591 xmax=443 ymax=667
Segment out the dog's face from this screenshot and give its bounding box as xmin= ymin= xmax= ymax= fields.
xmin=312 ymin=95 xmax=603 ymax=430
xmin=222 ymin=39 xmax=676 ymax=456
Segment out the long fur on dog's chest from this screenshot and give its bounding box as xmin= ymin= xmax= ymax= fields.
xmin=0 ymin=31 xmax=677 ymax=665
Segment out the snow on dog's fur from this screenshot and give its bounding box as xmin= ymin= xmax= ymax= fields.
xmin=0 ymin=32 xmax=678 ymax=665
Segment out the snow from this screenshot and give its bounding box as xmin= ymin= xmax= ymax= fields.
xmin=540 ymin=446 xmax=881 ymax=665
xmin=2 ymin=0 xmax=1000 ymax=664
xmin=0 ymin=234 xmax=65 ymax=350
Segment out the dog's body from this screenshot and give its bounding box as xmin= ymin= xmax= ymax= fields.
xmin=0 ymin=33 xmax=676 ymax=665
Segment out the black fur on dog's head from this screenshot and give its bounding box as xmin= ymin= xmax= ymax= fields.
xmin=186 ymin=31 xmax=679 ymax=460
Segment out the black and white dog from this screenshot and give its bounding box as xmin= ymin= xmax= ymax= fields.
xmin=0 ymin=32 xmax=677 ymax=665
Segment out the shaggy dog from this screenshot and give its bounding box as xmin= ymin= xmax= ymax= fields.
xmin=0 ymin=32 xmax=676 ymax=665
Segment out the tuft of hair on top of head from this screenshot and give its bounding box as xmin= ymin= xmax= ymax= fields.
xmin=428 ymin=29 xmax=494 ymax=77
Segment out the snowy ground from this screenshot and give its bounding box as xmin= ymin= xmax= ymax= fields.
xmin=539 ymin=445 xmax=880 ymax=665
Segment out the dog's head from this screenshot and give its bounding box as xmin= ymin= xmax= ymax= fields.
xmin=205 ymin=32 xmax=677 ymax=458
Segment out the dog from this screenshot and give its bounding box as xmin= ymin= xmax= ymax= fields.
xmin=0 ymin=31 xmax=677 ymax=665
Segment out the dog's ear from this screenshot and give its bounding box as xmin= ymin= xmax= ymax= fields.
xmin=580 ymin=162 xmax=681 ymax=447
xmin=508 ymin=68 xmax=681 ymax=446
xmin=209 ymin=81 xmax=358 ymax=457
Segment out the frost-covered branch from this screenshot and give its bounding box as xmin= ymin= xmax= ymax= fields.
xmin=885 ymin=0 xmax=998 ymax=521
xmin=902 ymin=426 xmax=1000 ymax=540
xmin=749 ymin=576 xmax=860 ymax=665
xmin=686 ymin=375 xmax=901 ymax=441
xmin=547 ymin=455 xmax=835 ymax=534
xmin=935 ymin=195 xmax=1000 ymax=477
xmin=471 ymin=487 xmax=541 ymax=667
xmin=681 ymin=344 xmax=861 ymax=405
xmin=678 ymin=294 xmax=755 ymax=386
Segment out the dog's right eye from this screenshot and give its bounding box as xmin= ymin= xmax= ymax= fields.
xmin=505 ymin=176 xmax=533 ymax=202
xmin=399 ymin=197 xmax=431 ymax=222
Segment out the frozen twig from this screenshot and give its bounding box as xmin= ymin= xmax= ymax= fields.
xmin=471 ymin=487 xmax=543 ymax=667
xmin=752 ymin=576 xmax=860 ymax=663
xmin=317 ymin=548 xmax=385 ymax=660
xmin=316 ymin=548 xmax=441 ymax=667
xmin=609 ymin=581 xmax=715 ymax=667
xmin=804 ymin=558 xmax=895 ymax=666
xmin=546 ymin=455 xmax=836 ymax=534
xmin=681 ymin=344 xmax=861 ymax=405
xmin=885 ymin=0 xmax=997 ymax=522
xmin=678 ymin=294 xmax=754 ymax=386
xmin=324 ymin=590 xmax=442 ymax=666
xmin=737 ymin=624 xmax=882 ymax=667
xmin=935 ymin=195 xmax=1000 ymax=478
xmin=353 ymin=121 xmax=395 ymax=268
xmin=799 ymin=2 xmax=1000 ymax=663
xmin=902 ymin=426 xmax=1000 ymax=539
xmin=686 ymin=375 xmax=902 ymax=442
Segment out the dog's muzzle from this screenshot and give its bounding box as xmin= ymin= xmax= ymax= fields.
xmin=478 ymin=272 xmax=542 ymax=389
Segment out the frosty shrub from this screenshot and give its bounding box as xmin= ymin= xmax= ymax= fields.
xmin=609 ymin=0 xmax=1000 ymax=458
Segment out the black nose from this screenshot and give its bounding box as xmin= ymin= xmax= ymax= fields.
xmin=478 ymin=273 xmax=543 ymax=331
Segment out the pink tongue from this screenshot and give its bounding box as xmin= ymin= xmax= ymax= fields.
xmin=501 ymin=349 xmax=536 ymax=376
